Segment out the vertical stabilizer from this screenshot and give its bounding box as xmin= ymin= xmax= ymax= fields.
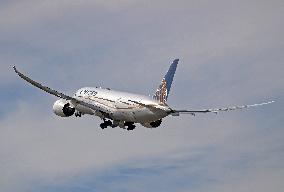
xmin=153 ymin=59 xmax=179 ymax=103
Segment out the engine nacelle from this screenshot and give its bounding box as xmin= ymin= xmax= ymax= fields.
xmin=141 ymin=119 xmax=162 ymax=128
xmin=53 ymin=99 xmax=75 ymax=117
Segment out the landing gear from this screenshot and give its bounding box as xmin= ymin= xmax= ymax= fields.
xmin=111 ymin=120 xmax=119 ymax=128
xmin=100 ymin=123 xmax=107 ymax=129
xmin=99 ymin=120 xmax=136 ymax=131
xmin=100 ymin=120 xmax=112 ymax=129
xmin=127 ymin=125 xmax=136 ymax=131
xmin=124 ymin=122 xmax=136 ymax=131
xmin=75 ymin=111 xmax=82 ymax=117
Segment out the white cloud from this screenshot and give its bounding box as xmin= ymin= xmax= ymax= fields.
xmin=0 ymin=0 xmax=283 ymax=191
xmin=1 ymin=98 xmax=282 ymax=191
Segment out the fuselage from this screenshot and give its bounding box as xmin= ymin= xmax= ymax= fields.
xmin=72 ymin=87 xmax=171 ymax=123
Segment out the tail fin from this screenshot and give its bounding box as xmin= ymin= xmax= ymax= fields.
xmin=153 ymin=59 xmax=179 ymax=103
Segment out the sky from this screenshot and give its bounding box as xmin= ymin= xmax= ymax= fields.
xmin=0 ymin=0 xmax=283 ymax=191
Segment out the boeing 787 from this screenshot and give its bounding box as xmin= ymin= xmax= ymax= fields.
xmin=13 ymin=59 xmax=274 ymax=130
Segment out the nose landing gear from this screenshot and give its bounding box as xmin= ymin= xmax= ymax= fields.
xmin=75 ymin=111 xmax=82 ymax=117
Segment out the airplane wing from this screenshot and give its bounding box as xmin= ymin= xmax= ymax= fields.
xmin=172 ymin=101 xmax=275 ymax=116
xmin=13 ymin=66 xmax=103 ymax=112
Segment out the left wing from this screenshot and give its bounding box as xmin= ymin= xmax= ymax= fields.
xmin=13 ymin=66 xmax=106 ymax=113
xmin=172 ymin=101 xmax=275 ymax=116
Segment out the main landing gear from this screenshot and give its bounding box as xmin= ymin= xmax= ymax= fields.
xmin=124 ymin=122 xmax=136 ymax=131
xmin=75 ymin=111 xmax=82 ymax=117
xmin=100 ymin=120 xmax=112 ymax=129
xmin=100 ymin=120 xmax=136 ymax=131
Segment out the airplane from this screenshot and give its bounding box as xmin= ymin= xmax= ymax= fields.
xmin=13 ymin=59 xmax=274 ymax=130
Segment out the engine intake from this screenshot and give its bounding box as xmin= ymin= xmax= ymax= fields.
xmin=53 ymin=99 xmax=75 ymax=117
xmin=141 ymin=119 xmax=162 ymax=128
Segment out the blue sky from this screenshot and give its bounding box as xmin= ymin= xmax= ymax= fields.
xmin=0 ymin=1 xmax=283 ymax=192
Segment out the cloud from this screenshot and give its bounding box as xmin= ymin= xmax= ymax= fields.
xmin=0 ymin=0 xmax=283 ymax=192
xmin=1 ymin=99 xmax=282 ymax=191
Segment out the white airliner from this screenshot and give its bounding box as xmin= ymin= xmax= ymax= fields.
xmin=13 ymin=59 xmax=274 ymax=130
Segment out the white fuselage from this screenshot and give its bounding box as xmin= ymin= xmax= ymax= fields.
xmin=72 ymin=87 xmax=171 ymax=123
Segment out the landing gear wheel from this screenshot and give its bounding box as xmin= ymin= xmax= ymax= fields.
xmin=75 ymin=112 xmax=82 ymax=117
xmin=127 ymin=124 xmax=136 ymax=131
xmin=100 ymin=120 xmax=113 ymax=129
xmin=100 ymin=123 xmax=107 ymax=129
xmin=105 ymin=120 xmax=112 ymax=126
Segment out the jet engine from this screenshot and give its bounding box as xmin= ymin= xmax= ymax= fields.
xmin=53 ymin=99 xmax=75 ymax=117
xmin=141 ymin=119 xmax=162 ymax=128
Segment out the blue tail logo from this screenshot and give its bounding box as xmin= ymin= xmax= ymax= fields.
xmin=153 ymin=59 xmax=179 ymax=103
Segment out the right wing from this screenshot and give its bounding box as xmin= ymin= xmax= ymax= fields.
xmin=13 ymin=66 xmax=103 ymax=112
xmin=172 ymin=101 xmax=275 ymax=116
